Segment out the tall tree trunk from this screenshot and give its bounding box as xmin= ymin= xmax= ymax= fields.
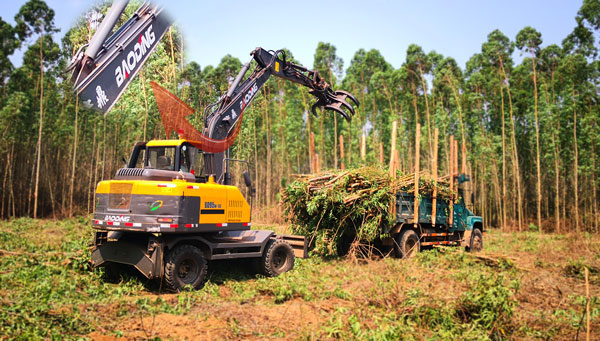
xmin=572 ymin=88 xmax=579 ymax=232
xmin=140 ymin=73 xmax=150 ymax=141
xmin=69 ymin=97 xmax=79 ymax=217
xmin=1 ymin=149 xmax=9 ymax=218
xmin=102 ymin=117 xmax=106 ymax=181
xmin=499 ymin=59 xmax=523 ymax=231
xmin=333 ymin=114 xmax=338 ymax=169
xmin=33 ymin=32 xmax=44 ymax=219
xmin=301 ymin=90 xmax=312 ymax=172
xmin=88 ymin=121 xmax=97 ymax=214
xmin=531 ymin=54 xmax=542 ymax=232
xmin=418 ymin=66 xmax=433 ymax=160
xmin=500 ymin=87 xmax=507 ymax=231
xmin=552 ymin=132 xmax=560 ymax=233
xmin=265 ymin=88 xmax=272 ymax=207
xmin=9 ymin=143 xmax=15 ymax=218
xmin=252 ymin=108 xmax=259 ymax=202
xmin=44 ymin=150 xmax=56 ymax=219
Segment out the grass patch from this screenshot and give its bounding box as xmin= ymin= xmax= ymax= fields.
xmin=0 ymin=220 xmax=598 ymax=339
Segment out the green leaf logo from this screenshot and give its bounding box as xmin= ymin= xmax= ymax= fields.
xmin=150 ymin=200 xmax=163 ymax=212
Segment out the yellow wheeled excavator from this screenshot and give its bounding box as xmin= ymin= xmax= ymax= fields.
xmin=69 ymin=0 xmax=359 ymax=290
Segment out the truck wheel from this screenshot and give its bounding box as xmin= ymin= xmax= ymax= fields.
xmin=394 ymin=229 xmax=420 ymax=259
xmin=260 ymin=239 xmax=295 ymax=277
xmin=164 ymin=244 xmax=207 ymax=291
xmin=469 ymin=229 xmax=483 ymax=252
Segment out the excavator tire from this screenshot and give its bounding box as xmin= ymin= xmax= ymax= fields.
xmin=164 ymin=244 xmax=207 ymax=291
xmin=259 ymin=239 xmax=295 ymax=277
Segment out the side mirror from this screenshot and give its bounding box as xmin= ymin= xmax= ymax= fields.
xmin=243 ymin=171 xmax=252 ymax=188
xmin=122 ymin=157 xmax=128 ymax=167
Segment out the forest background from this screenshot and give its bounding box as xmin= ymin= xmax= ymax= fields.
xmin=0 ymin=0 xmax=599 ymax=234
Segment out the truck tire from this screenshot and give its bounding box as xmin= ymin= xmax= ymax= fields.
xmin=164 ymin=244 xmax=207 ymax=291
xmin=468 ymin=229 xmax=483 ymax=252
xmin=259 ymin=239 xmax=295 ymax=277
xmin=394 ymin=229 xmax=420 ymax=259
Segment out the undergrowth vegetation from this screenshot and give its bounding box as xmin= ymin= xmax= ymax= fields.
xmin=0 ymin=218 xmax=598 ymax=339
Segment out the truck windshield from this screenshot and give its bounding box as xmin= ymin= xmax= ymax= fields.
xmin=146 ymin=147 xmax=176 ymax=170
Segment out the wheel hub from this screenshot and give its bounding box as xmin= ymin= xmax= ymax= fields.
xmin=273 ymin=249 xmax=287 ymax=270
xmin=179 ymin=259 xmax=199 ymax=283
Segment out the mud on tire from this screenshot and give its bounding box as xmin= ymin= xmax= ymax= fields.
xmin=164 ymin=244 xmax=207 ymax=291
xmin=259 ymin=239 xmax=295 ymax=277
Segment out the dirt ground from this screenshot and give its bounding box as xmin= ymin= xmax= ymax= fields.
xmin=0 ymin=218 xmax=599 ymax=339
xmin=87 ymin=230 xmax=600 ymax=340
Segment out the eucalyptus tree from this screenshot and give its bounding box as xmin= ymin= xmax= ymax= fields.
xmin=14 ymin=0 xmax=59 ymax=218
xmin=343 ymin=48 xmax=391 ymax=165
xmin=314 ymin=42 xmax=343 ymax=168
xmin=556 ymin=53 xmax=588 ymax=231
xmin=403 ymin=44 xmax=434 ymax=159
xmin=539 ymin=44 xmax=565 ymax=232
xmin=516 ymin=26 xmax=543 ymax=232
xmin=481 ymin=29 xmax=524 ymax=231
xmin=0 ymin=17 xmax=19 ymax=94
xmin=465 ymin=52 xmax=505 ymax=228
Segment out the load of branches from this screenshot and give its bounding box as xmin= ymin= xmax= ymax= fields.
xmin=280 ymin=167 xmax=454 ymax=257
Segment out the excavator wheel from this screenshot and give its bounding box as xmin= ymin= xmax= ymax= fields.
xmin=164 ymin=244 xmax=207 ymax=291
xmin=258 ymin=239 xmax=295 ymax=277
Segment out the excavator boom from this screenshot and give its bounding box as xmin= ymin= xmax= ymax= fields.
xmin=69 ymin=2 xmax=359 ymax=182
xmin=198 ymin=47 xmax=359 ymax=180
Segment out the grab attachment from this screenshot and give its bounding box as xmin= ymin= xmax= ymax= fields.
xmin=311 ymin=89 xmax=360 ymax=122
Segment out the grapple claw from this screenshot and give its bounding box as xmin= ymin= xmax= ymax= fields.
xmin=311 ymin=102 xmax=321 ymax=118
xmin=335 ymin=90 xmax=360 ymax=107
xmin=308 ymin=87 xmax=358 ymax=122
xmin=337 ymin=98 xmax=356 ymax=116
xmin=323 ymin=98 xmax=354 ymax=122
xmin=324 ymin=104 xmax=351 ymax=122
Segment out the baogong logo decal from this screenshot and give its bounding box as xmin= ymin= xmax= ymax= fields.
xmin=114 ymin=25 xmax=156 ymax=87
xmin=104 ymin=215 xmax=130 ymax=222
xmin=150 ymin=200 xmax=164 ymax=212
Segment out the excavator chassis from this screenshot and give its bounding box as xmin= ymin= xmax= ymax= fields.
xmin=91 ymin=229 xmax=307 ymax=280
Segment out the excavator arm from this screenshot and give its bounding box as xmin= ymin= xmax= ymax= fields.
xmin=68 ymin=1 xmax=359 ymax=182
xmin=201 ymin=47 xmax=359 ymax=181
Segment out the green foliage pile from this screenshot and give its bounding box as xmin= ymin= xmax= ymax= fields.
xmin=281 ymin=167 xmax=454 ymax=256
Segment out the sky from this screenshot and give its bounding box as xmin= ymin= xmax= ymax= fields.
xmin=1 ymin=0 xmax=584 ymax=73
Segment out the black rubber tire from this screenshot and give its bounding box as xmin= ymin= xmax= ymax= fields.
xmin=259 ymin=239 xmax=295 ymax=277
xmin=394 ymin=229 xmax=420 ymax=259
xmin=469 ymin=229 xmax=483 ymax=252
xmin=164 ymin=244 xmax=207 ymax=291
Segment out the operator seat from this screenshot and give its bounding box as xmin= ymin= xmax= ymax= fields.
xmin=157 ymin=156 xmax=171 ymax=170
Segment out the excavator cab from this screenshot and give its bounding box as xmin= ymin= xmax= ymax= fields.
xmin=124 ymin=140 xmax=206 ymax=181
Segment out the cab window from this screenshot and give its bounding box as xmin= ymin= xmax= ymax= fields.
xmin=146 ymin=147 xmax=176 ymax=170
xmin=134 ymin=149 xmax=145 ymax=168
xmin=179 ymin=144 xmax=193 ymax=173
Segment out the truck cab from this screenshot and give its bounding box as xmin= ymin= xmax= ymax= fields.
xmin=389 ymin=173 xmax=483 ymax=258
